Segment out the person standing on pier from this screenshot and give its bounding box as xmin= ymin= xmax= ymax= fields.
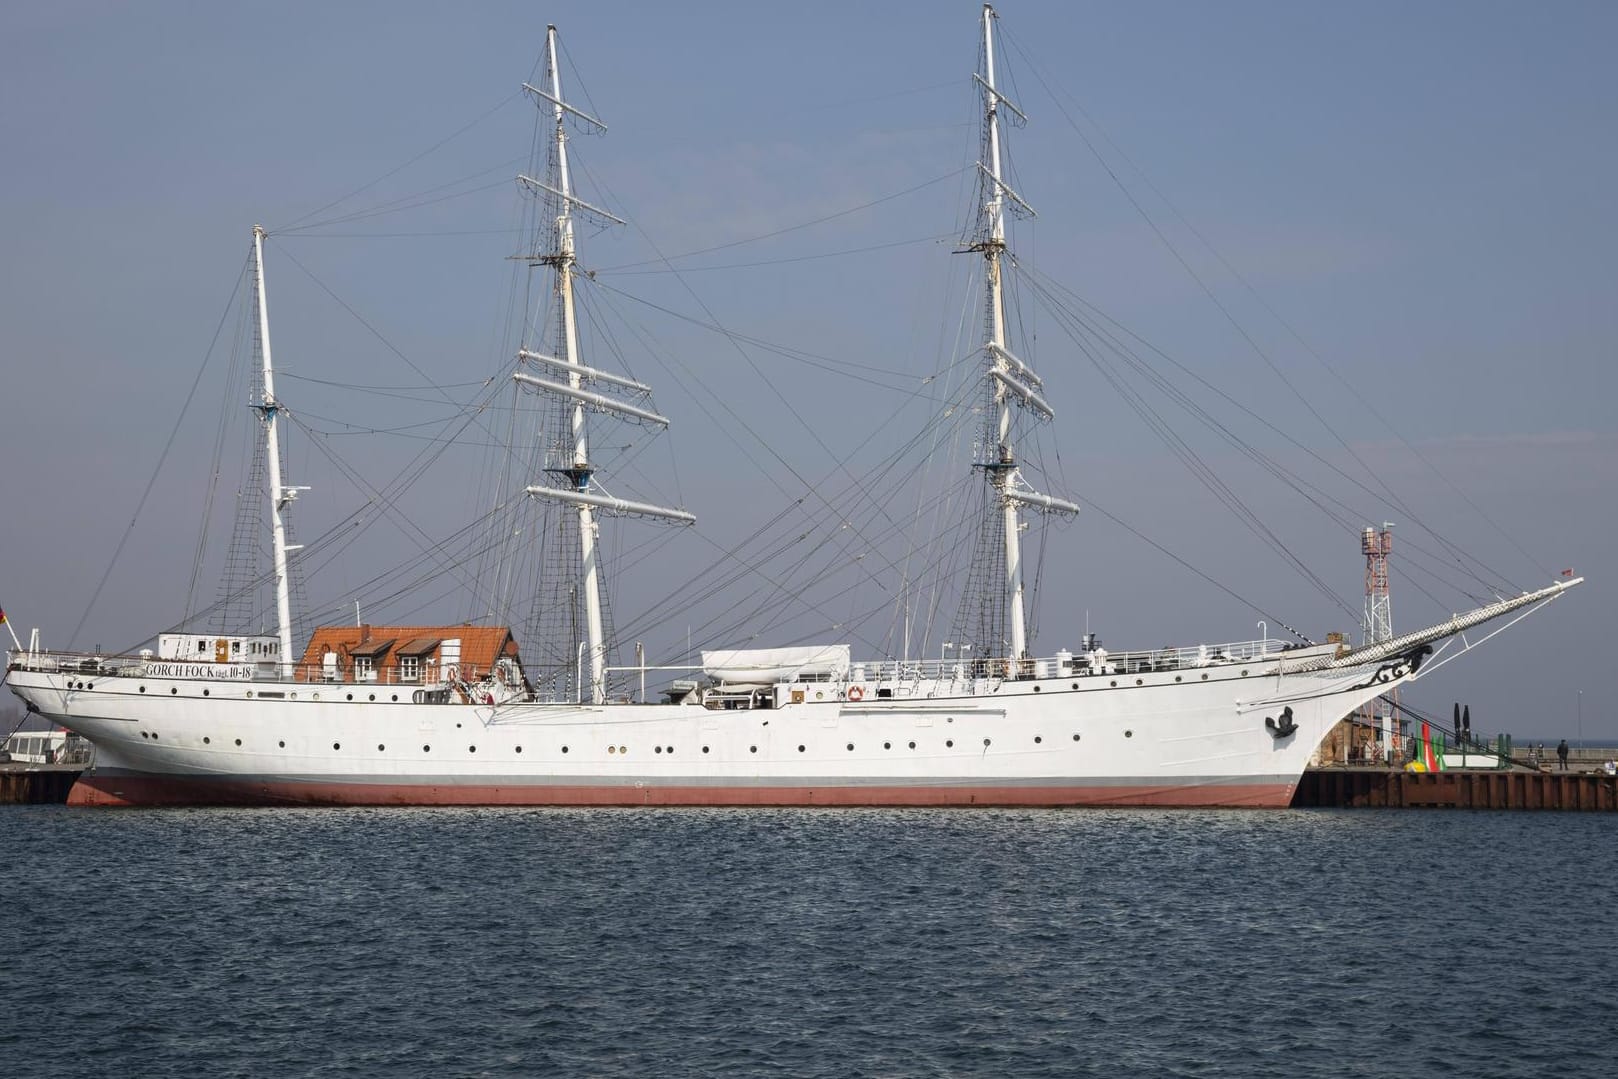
xmin=1557 ymin=739 xmax=1570 ymax=770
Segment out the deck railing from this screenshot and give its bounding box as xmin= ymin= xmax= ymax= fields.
xmin=11 ymin=634 xmax=1307 ymax=702
xmin=4 ymin=648 xmax=505 ymax=688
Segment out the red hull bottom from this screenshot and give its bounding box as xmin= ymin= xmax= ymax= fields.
xmin=67 ymin=774 xmax=1296 ymax=809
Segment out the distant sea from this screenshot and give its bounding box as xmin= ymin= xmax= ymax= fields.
xmin=3 ymin=806 xmax=1613 ymax=1078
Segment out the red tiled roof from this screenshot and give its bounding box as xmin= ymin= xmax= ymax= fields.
xmin=299 ymin=624 xmax=518 ymax=674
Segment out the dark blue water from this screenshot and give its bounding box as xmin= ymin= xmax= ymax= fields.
xmin=3 ymin=807 xmax=1613 ymax=1077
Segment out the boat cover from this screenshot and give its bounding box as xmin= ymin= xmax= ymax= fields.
xmin=701 ymin=644 xmax=851 ymax=684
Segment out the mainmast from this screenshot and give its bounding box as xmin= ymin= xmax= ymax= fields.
xmin=251 ymin=225 xmax=305 ymax=674
xmin=518 ymin=27 xmax=694 ymax=704
xmin=972 ymin=4 xmax=1077 ymax=667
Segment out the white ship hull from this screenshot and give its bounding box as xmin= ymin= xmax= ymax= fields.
xmin=6 ymin=645 xmax=1419 ymax=808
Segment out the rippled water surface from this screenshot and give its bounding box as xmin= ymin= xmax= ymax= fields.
xmin=3 ymin=806 xmax=1614 ymax=1077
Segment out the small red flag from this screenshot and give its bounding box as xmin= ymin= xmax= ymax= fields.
xmin=1561 ymin=568 xmax=1574 ymax=577
xmin=0 ymin=606 xmax=7 ymax=624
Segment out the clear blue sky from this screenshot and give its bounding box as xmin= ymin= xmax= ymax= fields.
xmin=2 ymin=2 xmax=1614 ymax=739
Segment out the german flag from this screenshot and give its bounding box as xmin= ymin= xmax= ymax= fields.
xmin=0 ymin=606 xmax=7 ymax=624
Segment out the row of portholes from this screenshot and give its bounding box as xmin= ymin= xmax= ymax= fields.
xmin=1061 ymin=669 xmax=1245 ymax=690
xmin=136 ymin=685 xmax=406 ymax=703
xmin=163 ymin=731 xmax=1116 ymax=753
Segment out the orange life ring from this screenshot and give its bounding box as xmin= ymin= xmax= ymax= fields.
xmin=848 ymin=685 xmax=864 ymax=702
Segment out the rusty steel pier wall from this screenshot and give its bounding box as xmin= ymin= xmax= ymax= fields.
xmin=0 ymin=764 xmax=85 ymax=804
xmin=1294 ymin=768 xmax=1618 ymax=811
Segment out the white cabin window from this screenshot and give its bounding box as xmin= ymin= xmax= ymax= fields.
xmin=400 ymin=655 xmax=420 ymax=682
xmin=197 ymin=640 xmax=207 ymax=653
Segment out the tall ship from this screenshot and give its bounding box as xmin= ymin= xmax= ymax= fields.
xmin=4 ymin=9 xmax=1581 ymax=807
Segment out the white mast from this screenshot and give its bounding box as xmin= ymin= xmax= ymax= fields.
xmin=251 ymin=225 xmax=304 ymax=674
xmin=522 ymin=27 xmax=693 ymax=704
xmin=975 ymin=5 xmax=1077 ymax=669
xmin=543 ymin=25 xmax=607 ymax=705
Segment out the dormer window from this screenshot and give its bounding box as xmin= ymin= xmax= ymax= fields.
xmin=400 ymin=655 xmax=420 ymax=683
xmin=355 ymin=656 xmax=374 ymax=682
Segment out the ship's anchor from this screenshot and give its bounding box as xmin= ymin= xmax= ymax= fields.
xmin=1265 ymin=706 xmax=1297 ymax=739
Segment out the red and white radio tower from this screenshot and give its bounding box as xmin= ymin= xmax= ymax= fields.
xmin=1361 ymin=524 xmax=1396 ymax=756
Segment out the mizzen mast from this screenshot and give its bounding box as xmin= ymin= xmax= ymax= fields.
xmin=518 ymin=26 xmax=693 ymax=704
xmin=251 ymin=225 xmax=306 ymax=675
xmin=972 ymin=4 xmax=1078 ymax=667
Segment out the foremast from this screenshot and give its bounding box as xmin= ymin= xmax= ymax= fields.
xmin=971 ymin=5 xmax=1078 ymax=667
xmin=251 ymin=225 xmax=305 ymax=675
xmin=518 ymin=27 xmax=694 ymax=704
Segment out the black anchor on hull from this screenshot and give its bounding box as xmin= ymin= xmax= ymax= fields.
xmin=1265 ymin=706 xmax=1297 ymax=739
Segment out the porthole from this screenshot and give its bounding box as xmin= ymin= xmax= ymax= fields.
xmin=246 ymin=691 xmax=253 ymax=699
xmin=666 ymin=746 xmax=673 ymax=754
xmin=469 ymin=746 xmax=476 ymax=753
xmin=1241 ymin=669 xmax=1249 ymax=676
xmin=946 ymin=739 xmax=954 ymax=748
xmin=908 ymin=741 xmax=916 ymax=749
xmin=1034 ymin=736 xmax=1042 ymax=744
xmin=516 ymin=746 xmax=523 ymax=754
xmin=750 ymin=745 xmax=758 ymax=753
xmin=139 ymin=686 xmax=146 ymax=693
xmin=346 ymin=693 xmax=353 ymax=701
xmin=140 ymin=731 xmax=148 ymax=739
xmin=234 ymin=739 xmax=242 ymax=746
xmin=1201 ymin=674 xmax=1208 ymax=681
xmin=984 ymin=738 xmax=992 ymax=746
xmin=1175 ymin=676 xmax=1182 ymax=682
xmin=1124 ymin=730 xmax=1133 ymax=738
xmin=423 ymin=745 xmax=431 ymax=753
xmin=1072 ymin=733 xmax=1081 ymax=741
xmin=390 ymin=695 xmax=397 ymax=702
xmin=312 ymin=693 xmax=320 ymax=701
xmin=608 ymin=745 xmax=617 ymax=755
xmin=1071 ymin=682 xmax=1079 ymax=690
xmin=563 ymin=746 xmax=570 ymax=754
xmin=378 ymin=744 xmax=385 ymax=751
xmin=278 ymin=740 xmax=285 ymax=748
xmin=368 ymin=694 xmax=376 ymax=701
xmin=1110 ymin=680 xmax=1117 ymax=687
xmin=171 ymin=687 xmax=177 ymax=695
xmin=86 ymin=684 xmax=94 ymax=691
xmin=151 ymin=734 xmax=159 ymax=741
xmin=619 ymin=745 xmax=627 ymax=754
xmin=655 ymin=746 xmax=663 ymax=754
xmin=1033 ymin=685 xmax=1042 ymax=693
xmin=333 ymin=742 xmax=341 ymax=750
xmin=847 ymin=743 xmax=855 ymax=751
xmin=883 ymin=742 xmax=891 ymax=750
xmin=798 ymin=745 xmax=806 ymax=753
xmin=1135 ymin=678 xmax=1143 ymax=686
xmin=202 ymin=689 xmax=210 ymax=697
xmin=701 ymin=746 xmax=709 ymax=753
xmin=203 ymin=737 xmax=211 ymax=744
